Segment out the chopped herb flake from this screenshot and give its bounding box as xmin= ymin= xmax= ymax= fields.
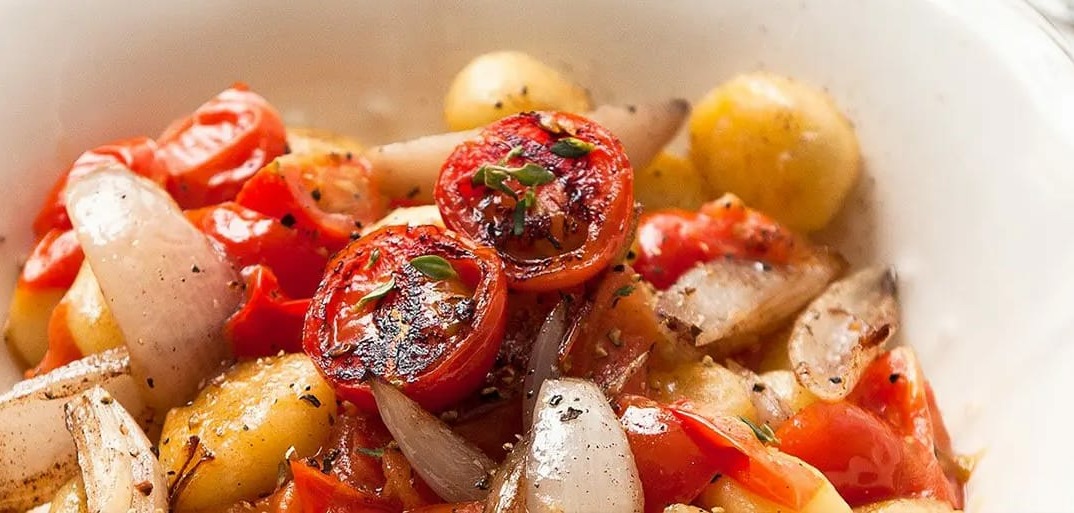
xmin=409 ymin=255 xmax=458 ymax=281
xmin=550 ymin=137 xmax=595 ymax=158
xmin=365 ymin=248 xmax=381 ymax=270
xmin=357 ymin=447 xmax=384 ymax=458
xmin=739 ymin=416 xmax=780 ymax=445
xmin=357 ymin=277 xmax=396 ymax=308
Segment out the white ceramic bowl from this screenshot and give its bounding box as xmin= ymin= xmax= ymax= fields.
xmin=2 ymin=1 xmax=1073 ymax=511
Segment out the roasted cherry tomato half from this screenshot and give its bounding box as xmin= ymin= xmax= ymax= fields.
xmin=237 ymin=152 xmax=388 ymax=254
xmin=157 ymin=84 xmax=287 ymax=208
xmin=33 ymin=137 xmax=167 ymax=237
xmin=19 ymin=229 xmax=84 ymax=291
xmin=632 ymin=194 xmax=801 ymax=289
xmin=187 ymin=201 xmax=328 ymax=298
xmin=304 ymin=225 xmax=507 ymax=411
xmin=289 ymin=460 xmax=394 ymax=513
xmin=435 ymin=111 xmax=634 ymax=291
xmin=776 ymin=401 xmax=958 ymax=508
xmin=224 ymin=265 xmax=311 ymax=358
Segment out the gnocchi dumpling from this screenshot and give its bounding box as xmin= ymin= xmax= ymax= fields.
xmin=158 ymin=354 xmax=337 ymax=512
xmin=444 ymin=51 xmax=592 ymax=131
xmin=689 ymin=72 xmax=861 ymax=232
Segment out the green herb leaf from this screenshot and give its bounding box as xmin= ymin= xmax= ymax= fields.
xmin=357 ymin=447 xmax=385 ymax=458
xmin=613 ymin=284 xmax=636 ymax=298
xmin=512 ymin=188 xmax=538 ymax=236
xmin=550 ymin=137 xmax=595 ymax=158
xmin=364 ymin=248 xmax=381 ymax=270
xmin=739 ymin=416 xmax=780 ymax=445
xmin=409 ymin=255 xmax=458 ymax=281
xmin=473 ymin=165 xmax=518 ymax=200
xmin=504 ymin=145 xmax=525 ymax=161
xmin=510 ymin=163 xmax=556 ymax=186
xmin=357 ymin=277 xmax=396 ymax=308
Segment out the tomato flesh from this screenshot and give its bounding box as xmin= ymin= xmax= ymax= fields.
xmin=187 ymin=201 xmax=328 ymax=298
xmin=616 ymin=395 xmax=722 ymax=513
xmin=19 ymin=229 xmax=84 ymax=291
xmin=158 ymin=84 xmax=287 ymax=208
xmin=304 ymin=225 xmax=507 ymax=411
xmin=777 ymin=348 xmax=962 ymax=508
xmin=633 ymin=195 xmax=801 ymax=289
xmin=224 ymin=265 xmax=310 ymax=358
xmin=436 ymin=112 xmax=634 ymax=291
xmin=237 ymin=153 xmax=387 ymax=254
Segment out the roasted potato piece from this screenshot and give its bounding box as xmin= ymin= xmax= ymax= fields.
xmin=159 ymin=354 xmax=337 ymax=512
xmin=854 ymin=498 xmax=961 ymax=513
xmin=634 ymin=152 xmax=713 ymax=210
xmin=697 ymin=454 xmax=851 ymax=513
xmin=286 ymin=127 xmax=363 ymax=156
xmin=444 ymin=51 xmax=592 ymax=130
xmin=648 ymin=355 xmax=757 ymax=422
xmin=689 ymin=72 xmax=860 ymax=232
xmin=60 ymin=262 xmax=123 ymax=356
xmin=3 ymin=286 xmax=64 ymax=367
xmin=361 ymin=204 xmax=444 ymax=235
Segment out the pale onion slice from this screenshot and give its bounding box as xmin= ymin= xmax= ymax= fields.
xmin=526 ymin=378 xmax=643 ymax=513
xmin=65 ymin=165 xmax=242 ymax=419
xmin=522 ymin=301 xmax=569 ymax=424
xmin=0 ymin=349 xmax=145 ymax=512
xmin=484 ymin=435 xmax=531 ymax=513
xmin=657 ymin=251 xmax=845 ymax=354
xmin=366 ymin=99 xmax=689 ymax=203
xmin=370 ymin=380 xmax=497 ymax=502
xmin=65 ymin=386 xmax=167 ymax=513
xmin=789 ymin=266 xmax=899 ymax=401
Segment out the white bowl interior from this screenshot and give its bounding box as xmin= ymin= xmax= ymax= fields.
xmin=2 ymin=1 xmax=1073 ymax=510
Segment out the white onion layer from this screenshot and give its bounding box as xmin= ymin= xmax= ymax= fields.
xmin=371 ymin=380 xmax=496 ymax=502
xmin=789 ymin=266 xmax=899 ymax=401
xmin=658 ymin=252 xmax=844 ymax=353
xmin=66 ymin=165 xmax=242 ymax=419
xmin=65 ymin=386 xmax=167 ymax=513
xmin=0 ymin=349 xmax=144 ymax=511
xmin=522 ymin=301 xmax=568 ymax=424
xmin=526 ymin=378 xmax=643 ymax=513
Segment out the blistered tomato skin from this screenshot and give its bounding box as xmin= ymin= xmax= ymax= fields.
xmin=303 ymin=225 xmax=507 ymax=412
xmin=435 ymin=111 xmax=635 ymax=292
xmin=633 ymin=195 xmax=800 ymax=289
xmin=157 ymin=84 xmax=287 ymax=209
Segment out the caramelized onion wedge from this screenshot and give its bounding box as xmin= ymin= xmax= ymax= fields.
xmin=522 ymin=301 xmax=569 ymax=424
xmin=66 ymin=166 xmax=242 ymax=420
xmin=370 ymin=380 xmax=496 ymax=502
xmin=726 ymin=360 xmax=794 ymax=429
xmin=65 ymin=387 xmax=167 ymax=513
xmin=367 ymin=100 xmax=689 ymax=202
xmin=658 ymin=251 xmax=845 ymax=353
xmin=789 ymin=266 xmax=899 ymax=401
xmin=0 ymin=349 xmax=145 ymax=512
xmin=526 ymin=378 xmax=643 ymax=513
xmin=484 ymin=435 xmax=531 ymax=513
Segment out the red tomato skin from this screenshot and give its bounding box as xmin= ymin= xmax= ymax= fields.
xmin=435 ymin=112 xmax=634 ymax=292
xmin=19 ymin=229 xmax=84 ymax=291
xmin=158 ymin=85 xmax=287 ymax=209
xmin=304 ymin=225 xmax=508 ymax=412
xmin=186 ymin=202 xmax=328 ymax=298
xmin=236 ymin=153 xmax=384 ymax=254
xmin=616 ymin=395 xmax=722 ymax=513
xmin=848 ymin=347 xmax=963 ymax=508
xmin=633 ymin=196 xmax=800 ymax=289
xmin=670 ymin=405 xmax=821 ymax=510
xmin=289 ymin=460 xmax=395 ymax=513
xmin=33 ymin=137 xmax=166 ymax=237
xmin=224 ymin=265 xmax=310 ymax=358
